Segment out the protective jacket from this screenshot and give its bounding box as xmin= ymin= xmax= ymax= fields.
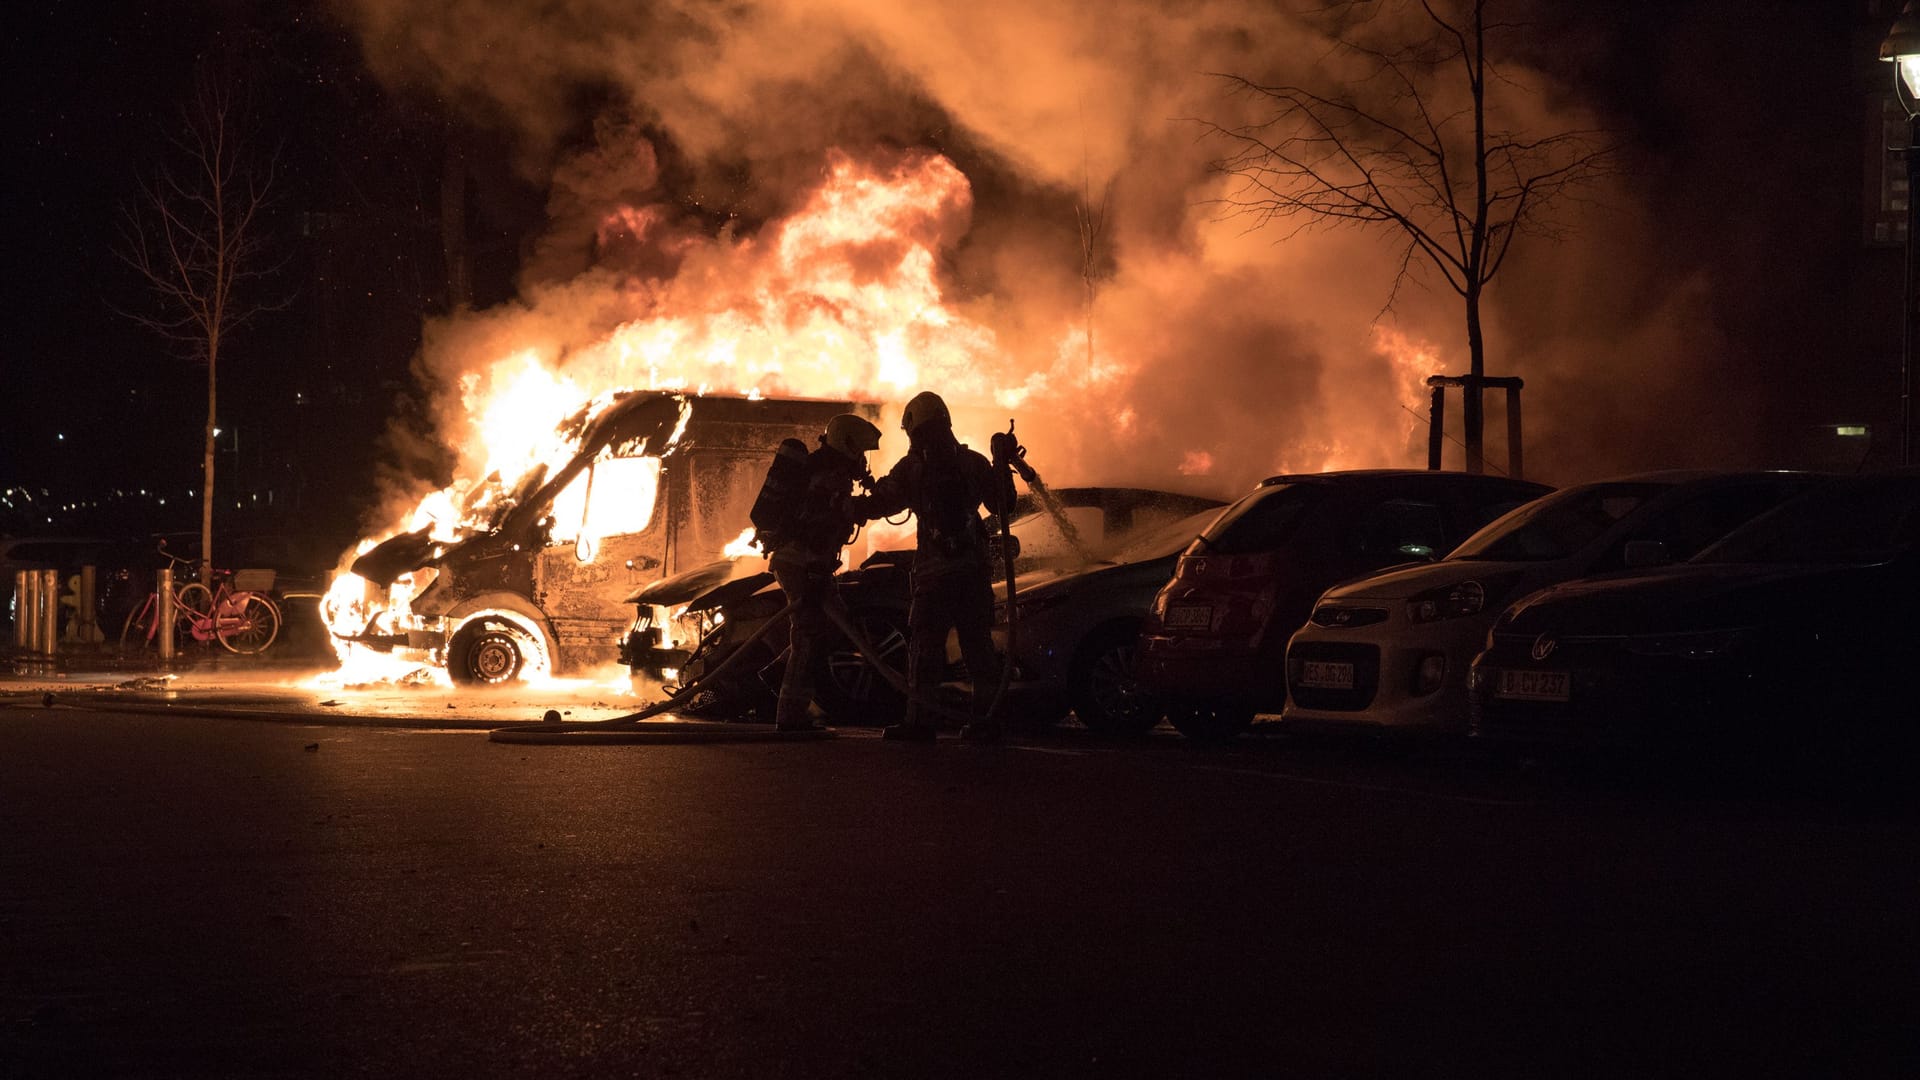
xmin=861 ymin=434 xmax=1015 ymax=576
xmin=755 ymin=442 xmax=867 ymax=568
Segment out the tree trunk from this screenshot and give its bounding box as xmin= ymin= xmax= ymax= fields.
xmin=201 ymin=340 xmax=217 ymax=585
xmin=441 ymin=133 xmax=472 ymax=312
xmin=1463 ymin=284 xmax=1485 ymax=475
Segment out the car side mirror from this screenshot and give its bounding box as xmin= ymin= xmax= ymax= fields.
xmin=1623 ymin=540 xmax=1670 ymax=568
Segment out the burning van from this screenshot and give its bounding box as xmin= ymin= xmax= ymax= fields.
xmin=332 ymin=392 xmax=871 ymax=684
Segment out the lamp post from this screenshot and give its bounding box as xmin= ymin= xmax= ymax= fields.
xmin=1880 ymin=1 xmax=1920 ymax=466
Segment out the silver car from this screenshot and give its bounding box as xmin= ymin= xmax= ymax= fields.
xmin=1280 ymin=471 xmax=1825 ymax=737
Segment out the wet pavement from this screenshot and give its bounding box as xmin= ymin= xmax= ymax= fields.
xmin=3 ymin=656 xmax=1918 ymax=1078
xmin=2 ymin=650 xmax=684 ymax=731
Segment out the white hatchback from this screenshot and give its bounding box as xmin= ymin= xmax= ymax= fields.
xmin=1280 ymin=471 xmax=1824 ymax=736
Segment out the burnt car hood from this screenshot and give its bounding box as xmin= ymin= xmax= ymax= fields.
xmin=628 ymin=558 xmax=769 ymax=607
xmin=350 ymin=527 xmax=439 ymax=587
xmin=1499 ymin=561 xmax=1883 ymax=636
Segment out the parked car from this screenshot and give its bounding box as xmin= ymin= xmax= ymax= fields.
xmin=622 ymin=488 xmax=1226 ymax=726
xmin=995 ymin=505 xmax=1227 ymax=734
xmin=1281 ymin=471 xmax=1825 ymax=738
xmin=336 ymin=393 xmax=876 ymax=684
xmin=1137 ymin=469 xmax=1552 ymax=741
xmin=1469 ymin=470 xmax=1920 ymax=758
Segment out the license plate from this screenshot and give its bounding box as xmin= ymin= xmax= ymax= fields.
xmin=1297 ymin=660 xmax=1355 ymax=690
xmin=1495 ymin=669 xmax=1571 ymax=702
xmin=1165 ymin=604 xmax=1212 ymax=630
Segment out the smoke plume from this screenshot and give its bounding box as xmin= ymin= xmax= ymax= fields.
xmin=334 ymin=0 xmax=1756 ymax=504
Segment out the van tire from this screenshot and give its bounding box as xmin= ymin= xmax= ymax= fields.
xmin=448 ymin=620 xmax=528 ymax=685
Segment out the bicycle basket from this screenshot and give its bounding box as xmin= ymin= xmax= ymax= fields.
xmin=231 ymin=569 xmax=277 ymax=592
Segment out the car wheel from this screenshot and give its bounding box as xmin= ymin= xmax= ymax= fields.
xmin=448 ymin=620 xmax=529 ymax=685
xmin=814 ymin=607 xmax=909 ymax=725
xmin=1167 ymin=700 xmax=1257 ymax=743
xmin=1071 ymin=625 xmax=1161 ymax=737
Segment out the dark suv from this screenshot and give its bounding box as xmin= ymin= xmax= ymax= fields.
xmin=1137 ymin=470 xmax=1551 ymax=740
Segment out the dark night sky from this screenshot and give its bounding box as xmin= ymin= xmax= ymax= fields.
xmin=1 ymin=0 xmax=1901 ymax=539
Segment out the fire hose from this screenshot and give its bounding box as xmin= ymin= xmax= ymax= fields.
xmin=487 ymin=592 xmax=990 ymax=743
xmin=492 ymin=421 xmax=1041 ymax=743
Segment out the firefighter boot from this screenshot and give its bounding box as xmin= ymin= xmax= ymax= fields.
xmin=774 ymin=694 xmax=819 ymax=732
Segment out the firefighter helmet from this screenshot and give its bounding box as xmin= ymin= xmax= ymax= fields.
xmin=900 ymin=391 xmax=951 ymax=434
xmin=822 ymin=413 xmax=882 ymax=458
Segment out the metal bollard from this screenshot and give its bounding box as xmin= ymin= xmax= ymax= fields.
xmin=157 ymin=566 xmax=175 ymax=664
xmin=22 ymin=570 xmax=43 ymax=653
xmin=77 ymin=566 xmax=97 ymax=645
xmin=11 ymin=571 xmax=27 ymax=649
xmin=38 ymin=569 xmax=58 ymax=656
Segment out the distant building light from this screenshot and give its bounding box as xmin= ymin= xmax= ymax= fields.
xmin=1836 ymin=425 xmax=1870 ymax=437
xmin=56 ymin=433 xmax=64 ymax=441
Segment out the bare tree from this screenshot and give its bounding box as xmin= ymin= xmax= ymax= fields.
xmin=1078 ymin=174 xmax=1113 ymax=383
xmin=1203 ymin=0 xmax=1613 ymax=472
xmin=117 ymin=71 xmax=281 ymax=582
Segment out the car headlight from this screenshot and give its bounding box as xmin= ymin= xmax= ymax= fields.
xmin=1624 ymin=628 xmax=1754 ymax=659
xmin=1407 ymin=580 xmax=1485 ymax=623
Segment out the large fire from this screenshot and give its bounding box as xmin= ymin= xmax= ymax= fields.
xmin=317 ymin=150 xmax=1013 ymax=685
xmin=316 ymin=147 xmax=1446 ymax=688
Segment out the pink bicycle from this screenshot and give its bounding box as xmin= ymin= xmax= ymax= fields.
xmin=119 ymin=547 xmax=282 ymax=656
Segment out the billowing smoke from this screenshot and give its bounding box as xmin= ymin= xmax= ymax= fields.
xmin=334 ymin=0 xmax=1746 ymax=508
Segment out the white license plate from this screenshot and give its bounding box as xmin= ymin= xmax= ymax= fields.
xmin=1165 ymin=604 xmax=1212 ymax=630
xmin=1297 ymin=660 xmax=1356 ymax=690
xmin=1495 ymin=669 xmax=1571 ymax=702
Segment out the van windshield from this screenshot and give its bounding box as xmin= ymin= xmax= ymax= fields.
xmin=1195 ymin=484 xmax=1322 ymax=556
xmin=1449 ymin=482 xmax=1667 ymax=562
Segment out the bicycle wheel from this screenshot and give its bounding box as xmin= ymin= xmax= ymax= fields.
xmin=119 ymin=597 xmax=187 ymax=656
xmin=176 ymin=583 xmax=214 ymax=620
xmin=215 ymin=594 xmax=281 ymax=654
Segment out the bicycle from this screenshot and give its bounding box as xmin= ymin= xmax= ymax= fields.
xmin=119 ymin=547 xmax=283 ymax=656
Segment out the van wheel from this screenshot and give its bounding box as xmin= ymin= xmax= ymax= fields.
xmin=1071 ymin=625 xmax=1161 ymax=737
xmin=1168 ymin=701 xmax=1256 ymax=743
xmin=448 ymin=620 xmax=527 ymax=685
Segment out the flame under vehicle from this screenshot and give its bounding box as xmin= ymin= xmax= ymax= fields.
xmin=340 ymin=393 xmax=873 ymax=685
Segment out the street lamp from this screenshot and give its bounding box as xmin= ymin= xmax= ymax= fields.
xmin=1880 ymin=1 xmax=1920 ymax=465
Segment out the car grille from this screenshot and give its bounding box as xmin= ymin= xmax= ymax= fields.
xmin=1286 ymin=640 xmax=1380 ymax=711
xmin=1309 ymin=604 xmax=1390 ymax=629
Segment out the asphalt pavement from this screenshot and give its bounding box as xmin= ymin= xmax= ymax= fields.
xmin=2 ymin=671 xmax=1917 ymax=1078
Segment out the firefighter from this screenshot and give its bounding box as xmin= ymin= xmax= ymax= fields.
xmin=750 ymin=412 xmax=882 ymax=731
xmin=852 ymin=391 xmax=1017 ymax=742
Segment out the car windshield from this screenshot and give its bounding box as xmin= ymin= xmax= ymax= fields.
xmin=1110 ymin=508 xmax=1229 ymax=564
xmin=1695 ymin=475 xmax=1920 ymax=565
xmin=1008 ymin=504 xmax=1105 ymax=566
xmin=1449 ymin=482 xmax=1668 ymax=562
xmin=1194 ymin=483 xmax=1321 ymax=556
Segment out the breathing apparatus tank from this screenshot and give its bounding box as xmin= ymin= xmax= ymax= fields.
xmin=748 ymin=437 xmax=812 ymax=552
